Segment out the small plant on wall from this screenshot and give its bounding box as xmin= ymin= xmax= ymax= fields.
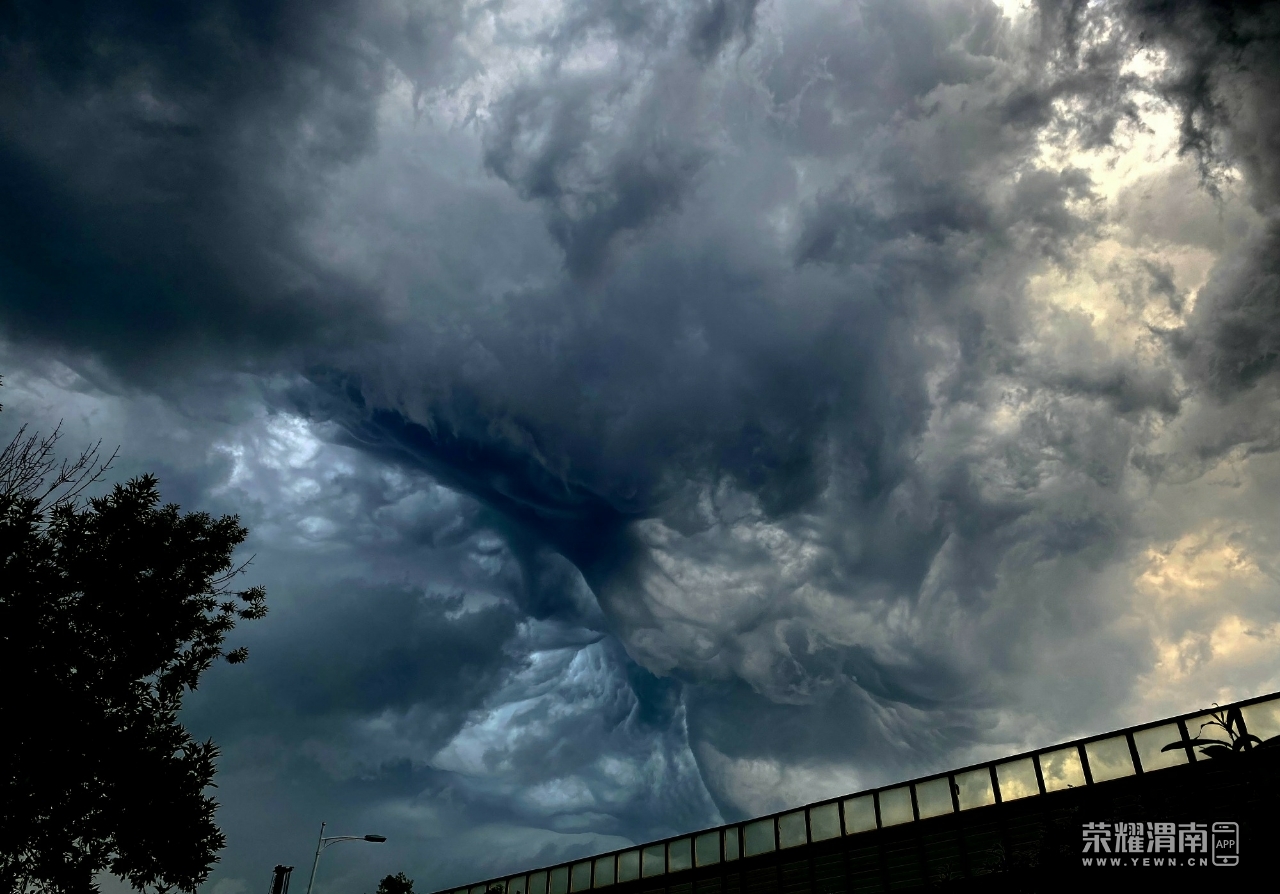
xmin=1163 ymin=706 xmax=1280 ymax=760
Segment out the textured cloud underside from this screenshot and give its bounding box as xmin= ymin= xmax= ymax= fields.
xmin=2 ymin=1 xmax=1280 ymax=891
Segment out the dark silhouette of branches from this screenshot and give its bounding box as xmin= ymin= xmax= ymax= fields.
xmin=0 ymin=421 xmax=117 ymax=509
xmin=369 ymin=873 xmax=416 ymax=894
xmin=0 ymin=376 xmax=118 ymax=512
xmin=0 ymin=375 xmax=267 ymax=894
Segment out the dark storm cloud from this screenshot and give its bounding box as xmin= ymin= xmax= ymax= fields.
xmin=0 ymin=0 xmax=480 ymax=375
xmin=1179 ymin=218 xmax=1280 ymax=396
xmin=292 ymin=0 xmax=1170 ymax=810
xmin=1039 ymin=0 xmax=1280 ymax=399
xmin=1114 ymin=0 xmax=1280 ymax=198
xmin=0 ymin=368 xmax=722 ymax=887
xmin=6 ymin=1 xmax=1280 ymax=890
xmin=480 ymin=0 xmax=762 ymax=274
xmin=202 ymin=582 xmax=521 ymax=728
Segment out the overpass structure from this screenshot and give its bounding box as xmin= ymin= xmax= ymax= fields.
xmin=433 ymin=690 xmax=1280 ymax=891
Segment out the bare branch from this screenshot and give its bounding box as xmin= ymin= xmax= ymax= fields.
xmin=209 ymin=554 xmax=256 ymax=593
xmin=0 ymin=421 xmax=118 ymax=512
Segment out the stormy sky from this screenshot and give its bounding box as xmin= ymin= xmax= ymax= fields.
xmin=3 ymin=0 xmax=1280 ymax=891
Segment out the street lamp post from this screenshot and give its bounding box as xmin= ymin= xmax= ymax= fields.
xmin=304 ymin=821 xmax=387 ymax=894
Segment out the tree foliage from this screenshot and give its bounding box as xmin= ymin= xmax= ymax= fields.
xmin=372 ymin=873 xmax=416 ymax=894
xmin=0 ymin=380 xmax=267 ymax=893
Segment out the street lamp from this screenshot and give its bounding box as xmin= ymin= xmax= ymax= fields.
xmin=304 ymin=821 xmax=387 ymax=894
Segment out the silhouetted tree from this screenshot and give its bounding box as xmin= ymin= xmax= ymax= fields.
xmin=0 ymin=380 xmax=267 ymax=894
xmin=371 ymin=873 xmax=416 ymax=894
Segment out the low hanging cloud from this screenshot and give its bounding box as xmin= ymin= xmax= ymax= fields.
xmin=3 ymin=1 xmax=1280 ymax=891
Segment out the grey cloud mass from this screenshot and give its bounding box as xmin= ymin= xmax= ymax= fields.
xmin=3 ymin=1 xmax=1280 ymax=892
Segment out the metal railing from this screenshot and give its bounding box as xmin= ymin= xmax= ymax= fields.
xmin=435 ymin=689 xmax=1280 ymax=894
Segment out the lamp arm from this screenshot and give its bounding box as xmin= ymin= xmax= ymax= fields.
xmin=319 ymin=836 xmax=368 ymax=849
xmin=302 ymin=823 xmax=386 ymax=894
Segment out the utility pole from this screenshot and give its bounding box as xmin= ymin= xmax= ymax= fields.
xmin=304 ymin=821 xmax=388 ymax=894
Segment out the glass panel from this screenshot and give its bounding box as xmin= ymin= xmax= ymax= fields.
xmin=616 ymin=852 xmax=639 ymax=883
xmin=954 ymin=768 xmax=995 ymax=810
xmin=569 ymin=863 xmax=591 ymax=893
xmin=778 ymin=811 xmax=806 ymax=849
xmin=809 ymin=803 xmax=840 ymax=841
xmin=1185 ymin=711 xmax=1235 ymax=758
xmin=995 ymin=757 xmax=1039 ymax=800
xmin=592 ymin=857 xmax=614 ymax=889
xmin=1085 ymin=736 xmax=1135 ymax=783
xmin=695 ymin=831 xmax=720 ymax=866
xmin=1132 ymin=722 xmax=1189 ymax=771
xmin=667 ymin=838 xmax=691 ymax=873
xmin=642 ymin=844 xmax=665 ymax=878
xmin=724 ymin=827 xmax=740 ymax=861
xmin=914 ymin=777 xmax=954 ymax=819
xmin=528 ymin=872 xmax=548 ymax=894
xmin=743 ymin=819 xmax=776 ymax=856
xmin=878 ymin=786 xmax=914 ymax=826
xmin=469 ymin=887 xmax=487 ymax=894
xmin=843 ymin=795 xmax=877 ymax=833
xmin=1241 ymin=697 xmax=1280 ymax=745
xmin=549 ymin=867 xmax=569 ymax=894
xmin=510 ymin=877 xmax=528 ymax=894
xmin=1187 ymin=704 xmax=1280 ymax=756
xmin=1040 ymin=747 xmax=1086 ymax=791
